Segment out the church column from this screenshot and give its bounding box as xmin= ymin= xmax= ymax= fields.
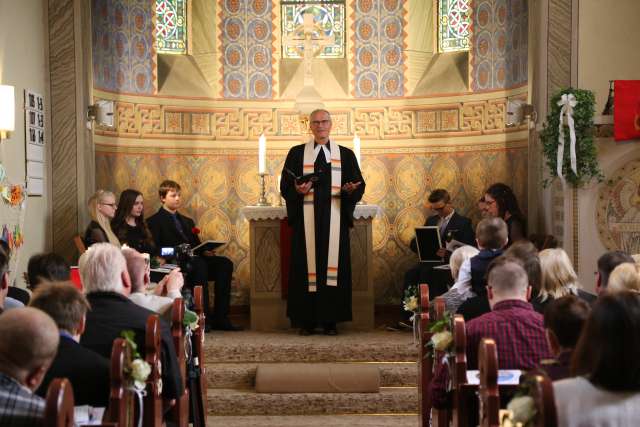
xmin=48 ymin=0 xmax=93 ymax=262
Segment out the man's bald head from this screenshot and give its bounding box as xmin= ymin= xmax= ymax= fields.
xmin=486 ymin=257 xmax=530 ymax=306
xmin=0 ymin=308 xmax=59 ymax=388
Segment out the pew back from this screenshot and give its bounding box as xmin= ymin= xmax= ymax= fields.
xmin=144 ymin=315 xmax=163 ymax=427
xmin=479 ymin=338 xmax=499 ymax=427
xmin=44 ymin=378 xmax=74 ymax=427
xmin=418 ymin=284 xmax=430 ymax=427
xmin=170 ymin=298 xmax=190 ymax=427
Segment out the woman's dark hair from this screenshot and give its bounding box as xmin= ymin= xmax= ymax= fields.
xmin=571 ymin=291 xmax=640 ymax=391
xmin=485 ymin=183 xmax=523 ymax=220
xmin=112 ymin=189 xmax=153 ymax=243
xmin=27 ymin=253 xmax=71 ymax=290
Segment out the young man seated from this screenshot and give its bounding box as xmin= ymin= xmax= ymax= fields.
xmin=30 ymin=282 xmax=110 ymax=407
xmin=146 ymin=180 xmax=241 ymax=331
xmin=431 ymin=257 xmax=552 ymax=408
xmin=0 ymin=308 xmax=59 ymax=424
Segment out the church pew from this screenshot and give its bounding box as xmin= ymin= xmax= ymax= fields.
xmin=478 ymin=338 xmax=500 ymax=427
xmin=44 ymin=378 xmax=74 ymax=427
xmin=169 ymin=298 xmax=190 ymax=427
xmin=104 ymin=338 xmax=134 ymax=426
xmin=530 ymin=374 xmax=558 ymax=427
xmin=191 ymin=285 xmax=207 ymax=427
xmin=417 ymin=283 xmax=431 ymax=427
xmin=144 ymin=315 xmax=163 ymax=427
xmin=450 ymin=314 xmax=476 ymax=427
xmin=430 ymin=296 xmax=450 ymax=427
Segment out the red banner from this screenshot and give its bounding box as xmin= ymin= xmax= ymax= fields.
xmin=614 ymin=80 xmax=640 ymax=141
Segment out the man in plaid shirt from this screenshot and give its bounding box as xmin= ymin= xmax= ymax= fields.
xmin=431 ymin=257 xmax=552 ymax=408
xmin=0 ymin=308 xmax=59 ymax=427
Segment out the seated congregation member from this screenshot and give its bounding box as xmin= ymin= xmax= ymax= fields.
xmin=30 ymin=282 xmax=110 ymax=407
xmin=78 ymin=243 xmax=182 ymax=401
xmin=147 ymin=180 xmax=240 ymax=331
xmin=111 ymin=189 xmax=156 ymax=255
xmin=0 ymin=308 xmax=59 ymax=425
xmin=0 ymin=241 xmax=27 ymax=309
xmin=605 ymin=262 xmax=640 ymax=293
xmin=122 ymin=246 xmax=184 ymax=320
xmin=431 ymin=258 xmax=552 ymax=408
xmin=554 ymin=291 xmax=640 ymax=426
xmin=483 ymin=183 xmax=526 ymax=246
xmin=433 ymin=245 xmax=479 ymax=314
xmin=84 ymin=189 xmax=120 ymax=247
xmin=532 ymin=248 xmax=596 ymax=313
xmin=0 ymin=249 xmax=9 ymax=315
xmin=455 ymin=217 xmax=509 ymax=321
xmin=536 ymin=295 xmax=590 ymax=381
xmin=26 ymin=252 xmax=70 ymax=292
xmin=503 ymin=240 xmax=542 ymax=299
xmin=595 ymin=250 xmax=634 ymax=294
xmin=402 ymin=189 xmax=475 ymax=310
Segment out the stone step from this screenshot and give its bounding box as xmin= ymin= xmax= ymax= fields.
xmin=207 ymin=387 xmax=418 ymax=416
xmin=205 ymin=362 xmax=417 ymax=389
xmin=206 ymin=414 xmax=419 ymax=426
xmin=204 ymin=330 xmax=417 ymax=363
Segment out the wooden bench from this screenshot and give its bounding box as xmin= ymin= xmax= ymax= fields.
xmin=479 ymin=338 xmax=499 ymax=427
xmin=190 ymin=285 xmax=207 ymax=427
xmin=144 ymin=315 xmax=163 ymax=427
xmin=44 ymin=378 xmax=74 ymax=427
xmin=104 ymin=338 xmax=134 ymax=426
xmin=530 ymin=374 xmax=557 ymax=427
xmin=430 ymin=296 xmax=449 ymax=427
xmin=418 ymin=283 xmax=431 ymax=427
xmin=170 ymin=297 xmax=190 ymax=427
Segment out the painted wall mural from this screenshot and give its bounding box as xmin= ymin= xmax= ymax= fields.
xmin=92 ymin=0 xmax=157 ymax=94
xmin=352 ymin=0 xmax=407 ymax=98
xmin=95 ymin=143 xmax=528 ymax=305
xmin=470 ymin=0 xmax=528 ymax=91
xmin=218 ymin=0 xmax=275 ymax=99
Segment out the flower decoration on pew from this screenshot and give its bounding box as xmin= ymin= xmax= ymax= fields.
xmin=121 ymin=330 xmax=151 ymax=391
xmin=402 ymin=283 xmax=418 ymax=313
xmin=425 ymin=311 xmax=454 ymax=359
xmin=183 ymin=308 xmax=199 ymax=331
xmin=501 ymin=376 xmax=537 ymax=427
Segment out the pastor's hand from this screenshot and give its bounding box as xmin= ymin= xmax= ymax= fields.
xmin=295 ymin=181 xmax=313 ymax=194
xmin=436 ymin=248 xmax=447 ymax=258
xmin=341 ymin=181 xmax=362 ymax=194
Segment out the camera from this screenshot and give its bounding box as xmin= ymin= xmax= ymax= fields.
xmin=160 ymin=244 xmax=194 ymax=274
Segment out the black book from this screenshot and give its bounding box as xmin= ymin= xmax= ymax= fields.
xmin=192 ymin=240 xmax=227 ymax=255
xmin=284 ymin=167 xmax=321 ymax=184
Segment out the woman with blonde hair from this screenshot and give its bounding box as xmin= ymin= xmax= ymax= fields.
xmin=84 ymin=190 xmax=120 ymax=247
xmin=533 ymin=248 xmax=595 ymax=313
xmin=607 ymin=262 xmax=640 ymax=293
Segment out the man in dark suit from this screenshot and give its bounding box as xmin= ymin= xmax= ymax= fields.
xmin=401 ymin=189 xmax=475 ymax=322
xmin=146 ymin=180 xmax=240 ymax=331
xmin=78 ymin=243 xmax=183 ymax=403
xmin=31 ymin=282 xmax=110 ymax=407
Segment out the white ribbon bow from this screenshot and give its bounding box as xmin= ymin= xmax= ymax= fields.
xmin=127 ymin=385 xmax=147 ymax=427
xmin=557 ymin=93 xmax=578 ymax=182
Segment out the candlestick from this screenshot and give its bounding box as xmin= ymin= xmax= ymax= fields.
xmin=257 ymin=172 xmax=270 ymax=206
xmin=258 ymin=133 xmax=266 ymax=175
xmin=353 ymin=133 xmax=361 ymax=167
xmin=277 ymin=174 xmax=283 ymax=206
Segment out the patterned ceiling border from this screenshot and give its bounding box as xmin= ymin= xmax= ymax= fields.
xmin=95 ymin=94 xmax=527 ymax=141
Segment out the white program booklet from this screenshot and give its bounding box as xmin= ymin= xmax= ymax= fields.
xmin=466 ymin=369 xmax=522 ymax=385
xmin=74 ymin=406 xmax=106 ymax=425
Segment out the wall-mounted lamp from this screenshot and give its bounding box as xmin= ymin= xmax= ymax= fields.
xmin=0 ymin=85 xmax=15 ymax=141
xmin=506 ymin=99 xmax=536 ymax=127
xmin=87 ymin=99 xmax=115 ymax=128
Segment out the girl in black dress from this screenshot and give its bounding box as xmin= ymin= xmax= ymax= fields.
xmin=111 ymin=189 xmax=155 ymax=255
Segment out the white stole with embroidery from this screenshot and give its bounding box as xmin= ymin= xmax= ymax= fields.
xmin=302 ymin=140 xmax=342 ymax=292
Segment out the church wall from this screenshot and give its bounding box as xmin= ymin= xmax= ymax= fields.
xmin=571 ymin=0 xmax=640 ymax=290
xmin=0 ymin=0 xmax=50 ymax=284
xmin=93 ymin=0 xmax=530 ymax=306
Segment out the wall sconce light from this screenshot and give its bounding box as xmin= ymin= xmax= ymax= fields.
xmin=87 ymin=99 xmax=115 ymax=128
xmin=0 ymin=85 xmax=15 ymax=141
xmin=506 ymin=99 xmax=536 ymax=127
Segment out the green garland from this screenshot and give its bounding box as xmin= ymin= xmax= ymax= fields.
xmin=540 ymin=88 xmax=604 ymax=187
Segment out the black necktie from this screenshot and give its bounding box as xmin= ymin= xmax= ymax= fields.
xmin=171 ymin=214 xmax=188 ymax=241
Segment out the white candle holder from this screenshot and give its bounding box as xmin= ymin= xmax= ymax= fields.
xmin=257 ymin=173 xmax=271 ymax=206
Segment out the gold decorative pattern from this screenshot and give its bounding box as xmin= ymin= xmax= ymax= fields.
xmin=94 ymin=96 xmax=528 ymax=141
xmin=430 ymin=156 xmax=461 ymax=199
xmin=199 ymin=207 xmax=232 ymax=242
xmin=372 ymin=212 xmax=391 ymax=251
xmin=462 ymin=154 xmax=490 ymax=202
xmin=255 ymin=226 xmax=281 ymax=292
xmin=235 ymin=159 xmax=261 ymax=205
xmin=199 ymin=161 xmax=230 ymax=204
xmin=394 ymin=157 xmax=427 ymax=201
xmin=394 ymin=206 xmax=426 ymax=247
xmin=360 ymin=157 xmax=389 ymax=204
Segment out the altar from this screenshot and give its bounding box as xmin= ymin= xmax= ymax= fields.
xmin=241 ymin=205 xmax=379 ymax=331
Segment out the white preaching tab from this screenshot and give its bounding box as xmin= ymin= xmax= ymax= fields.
xmin=466 ymin=369 xmax=522 ymax=385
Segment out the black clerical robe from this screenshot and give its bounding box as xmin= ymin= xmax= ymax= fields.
xmin=280 ymin=142 xmax=365 ymax=325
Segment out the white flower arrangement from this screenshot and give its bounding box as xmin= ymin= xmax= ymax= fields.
xmin=403 ymin=295 xmax=418 ymax=312
xmin=430 ymin=330 xmax=453 ymax=352
xmin=183 ymin=309 xmax=199 ymax=331
xmin=506 ymin=395 xmax=535 ymax=425
xmin=130 ymin=358 xmax=152 ymax=391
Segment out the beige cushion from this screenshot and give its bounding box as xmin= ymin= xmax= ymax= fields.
xmin=255 ymin=363 xmax=380 ymax=393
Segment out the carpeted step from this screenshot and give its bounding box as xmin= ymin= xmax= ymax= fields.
xmin=205 ymin=362 xmax=417 ymax=389
xmin=206 ymin=414 xmax=419 ymax=426
xmin=207 ymin=387 xmax=418 ymax=416
xmin=204 ymin=330 xmax=417 ymax=363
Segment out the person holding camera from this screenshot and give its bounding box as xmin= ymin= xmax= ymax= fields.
xmin=147 ymin=180 xmax=241 ymax=331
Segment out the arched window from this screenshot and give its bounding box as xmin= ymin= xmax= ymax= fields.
xmin=281 ymin=0 xmax=346 ymax=59
xmin=156 ymin=0 xmax=189 ymax=54
xmin=437 ymin=0 xmax=470 ymax=53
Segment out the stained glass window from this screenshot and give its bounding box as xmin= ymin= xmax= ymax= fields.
xmin=437 ymin=0 xmax=470 ymax=53
xmin=156 ymin=0 xmax=188 ymax=54
xmin=281 ymin=1 xmax=345 ymax=59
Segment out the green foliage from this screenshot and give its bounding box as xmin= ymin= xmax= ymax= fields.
xmin=120 ymin=329 xmax=142 ymax=359
xmin=540 ymin=87 xmax=604 ymax=187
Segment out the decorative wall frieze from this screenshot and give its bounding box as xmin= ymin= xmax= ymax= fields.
xmin=96 ymin=96 xmax=527 ymax=141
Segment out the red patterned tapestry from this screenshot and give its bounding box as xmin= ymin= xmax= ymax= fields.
xmin=614 ymin=80 xmax=640 ymax=141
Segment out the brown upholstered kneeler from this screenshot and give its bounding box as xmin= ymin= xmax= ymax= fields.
xmin=255 ymin=363 xmax=380 ymax=393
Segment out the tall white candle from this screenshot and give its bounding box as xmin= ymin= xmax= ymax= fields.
xmin=277 ymin=174 xmax=281 ymax=191
xmin=258 ymin=133 xmax=266 ymax=174
xmin=353 ymin=133 xmax=361 ymax=166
